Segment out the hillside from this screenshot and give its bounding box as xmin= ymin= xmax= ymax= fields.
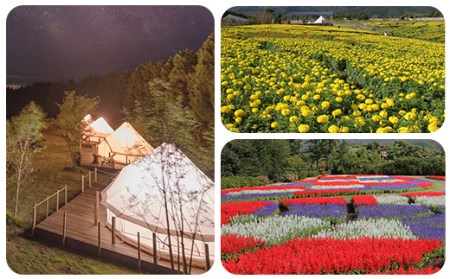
xmin=228 ymin=6 xmax=443 ymax=18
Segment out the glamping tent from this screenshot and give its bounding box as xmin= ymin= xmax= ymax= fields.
xmin=96 ymin=122 xmax=154 ymax=166
xmin=101 ymin=143 xmax=214 ymax=269
xmin=83 ymin=117 xmax=114 ymax=143
xmin=313 ymin=15 xmax=325 ymax=24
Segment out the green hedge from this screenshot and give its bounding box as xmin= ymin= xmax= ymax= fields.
xmin=221 ymin=176 xmax=269 ymax=189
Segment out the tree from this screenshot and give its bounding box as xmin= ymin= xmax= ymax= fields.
xmin=55 ymin=91 xmax=99 ymax=168
xmin=6 ymin=101 xmax=47 ymax=217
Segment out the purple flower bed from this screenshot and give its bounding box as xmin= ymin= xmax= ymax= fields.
xmin=285 ymin=204 xmax=347 ymax=219
xmin=221 ymin=191 xmax=296 ymax=201
xmin=402 ymin=214 xmax=445 ymax=240
xmin=357 ymin=204 xmax=432 ymax=219
xmin=359 ymin=177 xmax=395 ymax=181
xmin=253 ymin=203 xmax=279 ymax=216
xmin=283 ymin=182 xmax=315 ymax=187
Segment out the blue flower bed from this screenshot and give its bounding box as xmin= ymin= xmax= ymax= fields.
xmin=358 ymin=204 xmax=432 ymax=219
xmin=402 ymin=214 xmax=445 ymax=240
xmin=253 ymin=203 xmax=279 ymax=216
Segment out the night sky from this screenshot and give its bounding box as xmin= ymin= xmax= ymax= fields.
xmin=6 ymin=6 xmax=214 ymax=85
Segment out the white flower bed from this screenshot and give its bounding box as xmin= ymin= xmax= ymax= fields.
xmin=317 ymin=179 xmax=359 ymax=183
xmin=222 ymin=215 xmax=331 ymax=245
xmin=311 ymin=184 xmax=365 ymax=190
xmin=314 ymin=218 xmax=417 ymax=240
xmin=375 ymin=195 xmax=410 ymax=205
xmin=415 ymin=196 xmax=445 ymax=207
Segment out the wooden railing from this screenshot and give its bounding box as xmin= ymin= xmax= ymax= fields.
xmin=81 ymin=168 xmax=98 ymax=192
xmin=32 ymin=185 xmax=68 ymax=235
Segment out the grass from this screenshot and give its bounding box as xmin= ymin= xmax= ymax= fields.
xmin=6 ymin=126 xmax=138 ymax=274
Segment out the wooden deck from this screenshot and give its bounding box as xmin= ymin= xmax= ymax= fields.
xmin=34 ymin=181 xmax=206 ymax=274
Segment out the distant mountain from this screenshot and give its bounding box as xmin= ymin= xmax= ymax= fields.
xmin=227 ymin=6 xmax=443 ymax=18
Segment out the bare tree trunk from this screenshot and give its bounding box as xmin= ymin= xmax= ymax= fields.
xmin=163 ymin=191 xmax=175 ymax=272
xmin=14 ymin=142 xmax=28 ymax=217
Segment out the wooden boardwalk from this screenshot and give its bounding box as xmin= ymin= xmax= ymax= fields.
xmin=34 ymin=181 xmax=206 ymax=274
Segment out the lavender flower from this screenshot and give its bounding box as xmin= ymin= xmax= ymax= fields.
xmin=221 ymin=191 xmax=295 ymax=201
xmin=402 ymin=214 xmax=445 ymax=240
xmin=253 ymin=203 xmax=279 ymax=216
xmin=358 ymin=204 xmax=431 ymax=219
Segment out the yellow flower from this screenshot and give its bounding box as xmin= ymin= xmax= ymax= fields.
xmin=321 ymin=101 xmax=330 ymax=110
xmin=298 ymin=124 xmax=310 ymax=133
xmin=335 ymin=97 xmax=343 ymax=103
xmin=332 ymin=109 xmax=342 ymax=117
xmin=281 ymin=108 xmax=291 ymax=116
xmin=404 ymin=112 xmax=417 ymax=121
xmin=270 ymin=121 xmax=279 ymax=128
xmin=398 ymin=127 xmax=411 ymax=133
xmin=316 ymin=115 xmax=329 ymax=124
xmin=252 ymin=108 xmax=259 ymax=113
xmin=428 ymin=124 xmax=439 ymax=132
xmin=372 ymin=115 xmax=382 ymax=122
xmin=234 ymin=109 xmax=246 ymax=117
xmin=379 ymin=110 xmax=388 ymax=118
xmin=389 ymin=116 xmax=399 ymax=124
xmin=340 ymin=126 xmax=350 ymax=133
xmin=313 ymin=94 xmax=321 ymax=100
xmin=235 ymin=117 xmax=242 ymax=123
xmin=328 ymin=125 xmax=340 ymax=133
xmin=355 ymin=117 xmax=365 ymax=127
xmin=289 ymin=116 xmax=299 ymax=123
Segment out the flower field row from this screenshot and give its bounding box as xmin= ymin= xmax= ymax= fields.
xmin=221 ymin=25 xmax=444 ymax=133
xmin=221 ymin=174 xmax=444 ymax=274
xmin=221 ymin=175 xmax=433 ymax=201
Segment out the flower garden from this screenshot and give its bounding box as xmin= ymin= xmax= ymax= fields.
xmin=221 ymin=25 xmax=445 ymax=133
xmin=221 ymin=175 xmax=445 ymax=274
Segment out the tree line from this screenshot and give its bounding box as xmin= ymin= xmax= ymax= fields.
xmin=221 ymin=139 xmax=445 ymax=185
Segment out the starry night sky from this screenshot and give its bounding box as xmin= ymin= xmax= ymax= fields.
xmin=6 ymin=6 xmax=214 ymax=85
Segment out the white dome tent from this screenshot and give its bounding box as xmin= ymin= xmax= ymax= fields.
xmin=100 ymin=143 xmax=214 ymax=271
xmin=83 ymin=117 xmax=114 ymax=143
xmin=96 ymin=122 xmax=154 ymax=166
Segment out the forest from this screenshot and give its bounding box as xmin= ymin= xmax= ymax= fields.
xmin=221 ymin=140 xmax=445 ymax=188
xmin=7 ymin=34 xmax=214 ymax=178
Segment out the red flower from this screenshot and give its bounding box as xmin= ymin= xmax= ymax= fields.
xmin=352 ymin=195 xmax=377 ymax=206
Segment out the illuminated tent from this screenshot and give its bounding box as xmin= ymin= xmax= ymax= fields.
xmin=83 ymin=117 xmax=114 ymax=143
xmin=96 ymin=122 xmax=154 ymax=165
xmin=101 ymin=143 xmax=214 ymax=269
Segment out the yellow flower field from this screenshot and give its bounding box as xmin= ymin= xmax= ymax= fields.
xmin=221 ymin=24 xmax=445 ymax=133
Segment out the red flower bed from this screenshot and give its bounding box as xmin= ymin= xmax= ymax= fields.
xmin=293 ymin=189 xmax=360 ymax=197
xmin=352 ymin=195 xmax=377 ymax=206
xmin=221 ymin=201 xmax=272 ymax=224
xmin=221 ymin=185 xmax=306 ymax=195
xmin=221 ymin=234 xmax=266 ymax=255
xmin=400 ymin=192 xmax=445 ymax=198
xmin=223 ymin=237 xmax=442 ymax=274
xmin=418 ymin=182 xmax=433 ymax=188
xmin=427 ymin=175 xmax=445 ymax=180
xmin=279 ymin=196 xmax=347 ymax=205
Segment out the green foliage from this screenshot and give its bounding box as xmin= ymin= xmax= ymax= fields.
xmin=221 ymin=176 xmax=269 ymax=189
xmin=55 ymin=91 xmax=99 ymax=168
xmin=6 ymin=101 xmax=47 ymax=217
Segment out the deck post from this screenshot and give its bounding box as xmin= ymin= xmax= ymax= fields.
xmin=153 ymin=232 xmax=157 ymax=264
xmin=94 ymin=191 xmax=99 ymax=225
xmin=46 ymin=196 xmax=49 ymax=217
xmin=137 ymin=232 xmax=141 ymax=270
xmin=88 ymin=171 xmax=92 ymax=188
xmin=204 ymin=243 xmax=211 ymax=270
xmin=94 ymin=167 xmax=98 ymax=183
xmin=64 ymin=185 xmax=68 ymax=205
xmin=32 ymin=203 xmax=37 ymax=235
xmin=97 ymin=222 xmax=101 ymax=257
xmin=62 ymin=212 xmax=67 ymax=246
xmin=81 ymin=174 xmax=85 ymax=192
xmin=56 ymin=189 xmax=60 ymax=211
xmin=111 ymin=216 xmax=116 ymax=244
